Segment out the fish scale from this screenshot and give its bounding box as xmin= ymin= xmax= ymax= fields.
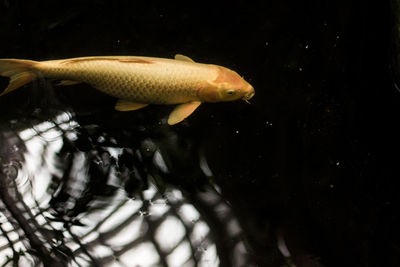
xmin=0 ymin=55 xmax=254 ymax=124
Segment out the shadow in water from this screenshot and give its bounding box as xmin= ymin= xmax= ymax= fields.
xmin=0 ymin=100 xmax=261 ymax=267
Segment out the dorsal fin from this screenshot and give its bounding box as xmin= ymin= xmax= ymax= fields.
xmin=174 ymin=54 xmax=195 ymax=62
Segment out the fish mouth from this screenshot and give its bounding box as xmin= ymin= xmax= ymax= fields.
xmin=242 ymin=88 xmax=255 ymax=104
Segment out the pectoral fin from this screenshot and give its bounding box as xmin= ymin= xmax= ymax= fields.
xmin=115 ymin=99 xmax=148 ymax=111
xmin=57 ymin=80 xmax=82 ymax=86
xmin=168 ymin=101 xmax=201 ymax=125
xmin=174 ymin=54 xmax=195 ymax=62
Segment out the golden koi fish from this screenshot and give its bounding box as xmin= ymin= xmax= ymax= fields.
xmin=0 ymin=55 xmax=254 ymax=124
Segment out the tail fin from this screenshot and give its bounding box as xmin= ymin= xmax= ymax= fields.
xmin=0 ymin=59 xmax=38 ymax=96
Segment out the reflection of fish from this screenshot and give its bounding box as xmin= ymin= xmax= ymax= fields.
xmin=0 ymin=55 xmax=254 ymax=124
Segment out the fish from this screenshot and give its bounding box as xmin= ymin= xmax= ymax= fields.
xmin=0 ymin=54 xmax=254 ymax=125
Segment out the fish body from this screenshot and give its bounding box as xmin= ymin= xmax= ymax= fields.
xmin=0 ymin=55 xmax=254 ymax=124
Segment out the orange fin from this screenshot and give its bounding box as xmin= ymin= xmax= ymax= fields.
xmin=174 ymin=54 xmax=195 ymax=62
xmin=57 ymin=80 xmax=82 ymax=86
xmin=168 ymin=101 xmax=201 ymax=125
xmin=0 ymin=72 xmax=34 ymax=96
xmin=115 ymin=99 xmax=148 ymax=111
xmin=0 ymin=59 xmax=37 ymax=96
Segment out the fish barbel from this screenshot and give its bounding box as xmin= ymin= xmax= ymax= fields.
xmin=0 ymin=54 xmax=254 ymax=124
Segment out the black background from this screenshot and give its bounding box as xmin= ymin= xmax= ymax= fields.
xmin=1 ymin=0 xmax=399 ymax=266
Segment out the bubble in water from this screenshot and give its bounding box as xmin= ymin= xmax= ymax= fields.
xmin=139 ymin=210 xmax=150 ymax=217
xmin=197 ymin=246 xmax=207 ymax=252
xmin=10 ymin=145 xmax=19 ymax=153
xmin=2 ymin=164 xmax=18 ymax=179
xmin=93 ymin=157 xmax=103 ymax=165
xmin=97 ymin=136 xmax=106 ymax=143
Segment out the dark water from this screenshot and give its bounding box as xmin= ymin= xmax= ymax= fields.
xmin=0 ymin=1 xmax=399 ymax=266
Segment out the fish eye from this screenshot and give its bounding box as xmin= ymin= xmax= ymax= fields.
xmin=227 ymin=89 xmax=235 ymax=95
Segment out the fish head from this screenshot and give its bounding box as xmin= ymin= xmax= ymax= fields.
xmin=199 ymin=66 xmax=255 ymax=103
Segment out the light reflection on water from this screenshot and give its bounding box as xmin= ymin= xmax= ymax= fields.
xmin=0 ymin=112 xmax=249 ymax=266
